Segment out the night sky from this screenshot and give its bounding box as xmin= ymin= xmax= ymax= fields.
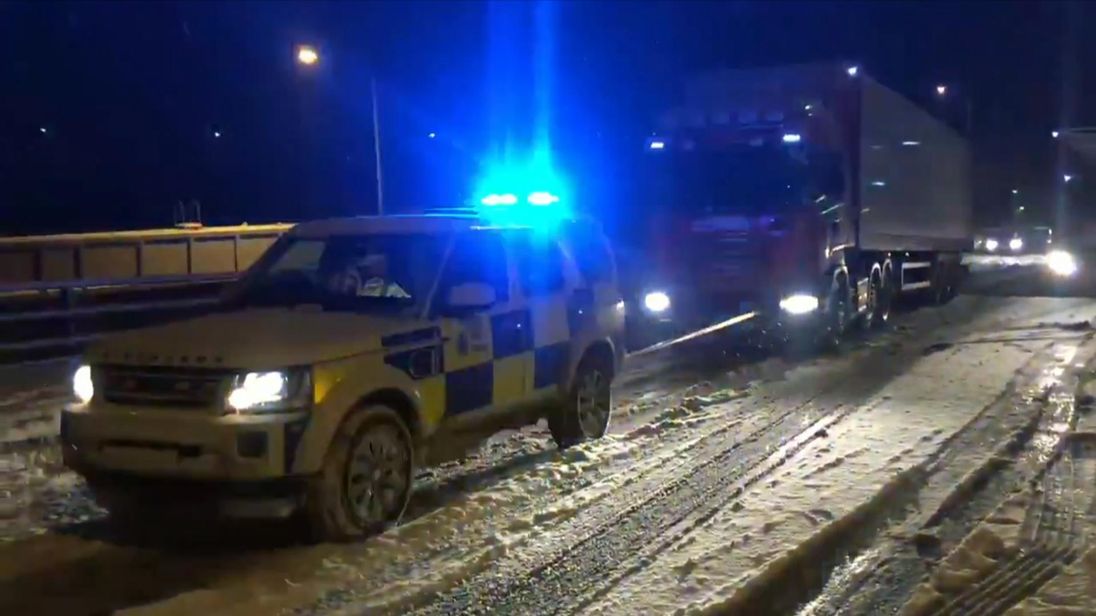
xmin=1 ymin=1 xmax=1093 ymax=235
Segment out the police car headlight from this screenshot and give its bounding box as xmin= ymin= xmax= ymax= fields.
xmin=73 ymin=364 xmax=94 ymax=404
xmin=644 ymin=291 xmax=671 ymax=313
xmin=779 ymin=294 xmax=819 ymax=315
xmin=1009 ymin=237 xmax=1024 ymax=252
xmin=226 ymin=369 xmax=311 ymax=413
xmin=985 ymin=238 xmax=999 ymax=252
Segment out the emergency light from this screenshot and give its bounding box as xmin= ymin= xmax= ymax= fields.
xmin=473 ymin=157 xmax=570 ymax=226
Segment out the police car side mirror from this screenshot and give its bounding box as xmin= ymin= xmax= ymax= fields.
xmin=444 ymin=283 xmax=496 ymax=314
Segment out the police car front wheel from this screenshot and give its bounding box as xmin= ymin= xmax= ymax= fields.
xmin=550 ymin=355 xmax=613 ymax=449
xmin=306 ymin=406 xmax=414 ymax=542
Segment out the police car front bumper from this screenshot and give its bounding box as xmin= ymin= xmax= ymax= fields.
xmin=61 ymin=403 xmax=311 ymax=517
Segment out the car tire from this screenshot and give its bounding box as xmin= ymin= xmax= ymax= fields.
xmin=305 ymin=405 xmax=414 ymax=542
xmin=549 ymin=353 xmax=613 ymax=449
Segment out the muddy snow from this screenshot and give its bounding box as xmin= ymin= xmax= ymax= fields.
xmin=2 ymin=296 xmax=1096 ymax=615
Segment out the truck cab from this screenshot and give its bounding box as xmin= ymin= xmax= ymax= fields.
xmin=619 ymin=63 xmax=971 ymax=349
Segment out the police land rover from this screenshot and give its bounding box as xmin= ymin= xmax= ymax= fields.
xmin=61 ymin=209 xmax=626 ymax=540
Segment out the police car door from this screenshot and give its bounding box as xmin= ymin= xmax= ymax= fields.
xmin=506 ymin=231 xmax=575 ymax=397
xmin=433 ymin=230 xmax=529 ymax=425
xmin=562 ymin=220 xmax=624 ymax=346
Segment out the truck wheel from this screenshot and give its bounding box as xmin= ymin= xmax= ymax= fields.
xmin=868 ymin=269 xmax=893 ymax=328
xmin=821 ymin=277 xmax=850 ymax=351
xmin=549 ymin=353 xmax=613 ymax=449
xmin=305 ymin=406 xmax=414 ymax=542
xmin=932 ymin=263 xmax=955 ymax=305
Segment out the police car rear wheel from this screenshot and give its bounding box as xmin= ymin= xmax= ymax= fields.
xmin=550 ymin=356 xmax=612 ymax=449
xmin=306 ymin=406 xmax=413 ymax=542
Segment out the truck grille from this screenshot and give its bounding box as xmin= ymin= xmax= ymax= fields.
xmin=97 ymin=365 xmax=231 ymax=408
xmin=690 ymin=232 xmax=761 ymax=289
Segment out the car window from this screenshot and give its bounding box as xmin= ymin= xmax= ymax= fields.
xmin=507 ymin=232 xmax=566 ymax=297
xmin=563 ymin=222 xmax=614 ymax=285
xmin=235 ymin=234 xmax=447 ymax=313
xmin=436 ymin=231 xmax=510 ymax=303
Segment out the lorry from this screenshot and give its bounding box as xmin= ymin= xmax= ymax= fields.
xmin=619 ymin=63 xmax=972 ymax=348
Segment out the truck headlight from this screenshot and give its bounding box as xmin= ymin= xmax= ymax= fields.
xmin=985 ymin=238 xmax=999 ymax=252
xmin=226 ymin=369 xmax=311 ymax=413
xmin=643 ymin=291 xmax=671 ymax=313
xmin=1046 ymin=249 xmax=1078 ymax=277
xmin=73 ymin=364 xmax=94 ymax=404
xmin=779 ymin=294 xmax=819 ymax=315
xmin=1009 ymin=237 xmax=1023 ymax=252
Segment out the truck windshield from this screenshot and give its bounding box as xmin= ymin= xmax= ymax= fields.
xmin=234 ymin=233 xmax=448 ymax=314
xmin=642 ymin=146 xmax=811 ymax=216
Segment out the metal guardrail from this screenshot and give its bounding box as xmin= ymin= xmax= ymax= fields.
xmin=0 ymin=224 xmax=295 ymax=364
xmin=0 ymin=275 xmax=232 ymax=363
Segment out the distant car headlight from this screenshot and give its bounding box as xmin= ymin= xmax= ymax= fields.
xmin=226 ymin=369 xmax=311 ymax=413
xmin=1046 ymin=249 xmax=1078 ymax=277
xmin=985 ymin=238 xmax=999 ymax=252
xmin=73 ymin=364 xmax=94 ymax=404
xmin=643 ymin=291 xmax=671 ymax=313
xmin=1009 ymin=237 xmax=1024 ymax=251
xmin=779 ymin=293 xmax=819 ymax=315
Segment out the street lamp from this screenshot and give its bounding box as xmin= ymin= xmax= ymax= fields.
xmin=1052 ymin=130 xmax=1060 ymax=139
xmin=296 ymin=44 xmax=385 ymax=215
xmin=936 ymin=84 xmax=948 ymax=96
xmin=1064 ymin=174 xmax=1074 ymax=183
xmin=296 ymin=45 xmax=319 ymax=66
xmin=1011 ymin=189 xmax=1019 ymax=195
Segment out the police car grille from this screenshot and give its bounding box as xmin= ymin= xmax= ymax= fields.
xmin=98 ymin=365 xmax=230 ymax=408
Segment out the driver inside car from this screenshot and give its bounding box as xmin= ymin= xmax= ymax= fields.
xmin=357 ymin=253 xmax=410 ymax=298
xmin=318 ymin=247 xmax=409 ymax=299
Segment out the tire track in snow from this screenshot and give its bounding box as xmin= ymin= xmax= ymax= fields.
xmin=397 ymin=338 xmax=987 ymax=615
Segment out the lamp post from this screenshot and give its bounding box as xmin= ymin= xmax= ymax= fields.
xmin=296 ymin=44 xmax=385 ymax=215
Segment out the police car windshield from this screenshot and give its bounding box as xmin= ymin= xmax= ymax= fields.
xmin=237 ymin=234 xmax=447 ymax=313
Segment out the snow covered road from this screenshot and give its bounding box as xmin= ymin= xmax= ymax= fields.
xmin=2 ymin=287 xmax=1096 ymax=615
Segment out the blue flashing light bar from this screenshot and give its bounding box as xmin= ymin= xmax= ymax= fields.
xmin=527 ymin=191 xmax=560 ymax=206
xmin=648 ymin=139 xmax=666 ymax=150
xmin=480 ymin=193 xmax=519 ymax=206
xmin=782 ymin=133 xmax=802 ymax=143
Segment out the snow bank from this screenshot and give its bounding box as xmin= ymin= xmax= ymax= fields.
xmin=900 ymin=492 xmax=1029 ymax=615
xmin=1003 ymin=547 xmax=1096 ymax=615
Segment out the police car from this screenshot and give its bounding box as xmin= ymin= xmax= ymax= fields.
xmin=61 ymin=211 xmax=626 ymax=540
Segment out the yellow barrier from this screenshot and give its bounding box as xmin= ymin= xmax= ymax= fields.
xmin=0 ymin=224 xmax=293 ymax=288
